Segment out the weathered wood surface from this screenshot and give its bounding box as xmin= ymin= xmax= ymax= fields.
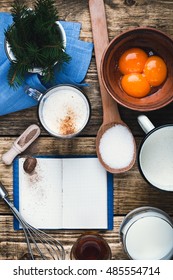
xmin=0 ymin=0 xmax=173 ymax=260
xmin=0 ymin=216 xmax=125 ymax=260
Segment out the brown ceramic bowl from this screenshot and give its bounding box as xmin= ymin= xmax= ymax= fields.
xmin=101 ymin=27 xmax=173 ymax=111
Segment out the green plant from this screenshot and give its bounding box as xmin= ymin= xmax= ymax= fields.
xmin=5 ymin=0 xmax=71 ymax=88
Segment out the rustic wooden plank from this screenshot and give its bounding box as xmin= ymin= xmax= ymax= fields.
xmin=1 ymin=80 xmax=173 ymax=137
xmin=2 ymin=1 xmax=173 ymax=38
xmin=0 ymin=137 xmax=173 ymax=216
xmin=104 ymin=0 xmax=173 ymax=39
xmin=0 ymin=215 xmax=126 ymax=260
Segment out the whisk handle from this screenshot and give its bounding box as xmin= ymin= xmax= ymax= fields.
xmin=0 ymin=182 xmax=9 ymax=199
xmin=0 ymin=182 xmax=17 ymax=211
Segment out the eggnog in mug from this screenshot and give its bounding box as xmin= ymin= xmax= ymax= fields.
xmin=120 ymin=207 xmax=173 ymax=260
xmin=39 ymin=85 xmax=90 ymax=138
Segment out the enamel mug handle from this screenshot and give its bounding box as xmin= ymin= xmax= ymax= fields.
xmin=137 ymin=115 xmax=155 ymax=134
xmin=24 ymin=86 xmax=43 ymax=101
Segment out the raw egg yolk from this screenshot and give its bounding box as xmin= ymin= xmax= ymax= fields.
xmin=121 ymin=73 xmax=151 ymax=98
xmin=119 ymin=48 xmax=148 ymax=75
xmin=143 ymin=56 xmax=167 ymax=87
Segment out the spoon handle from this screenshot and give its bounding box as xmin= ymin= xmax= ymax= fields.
xmin=89 ymin=0 xmax=121 ymax=124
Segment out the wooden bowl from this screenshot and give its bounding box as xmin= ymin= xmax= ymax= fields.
xmin=101 ymin=27 xmax=173 ymax=111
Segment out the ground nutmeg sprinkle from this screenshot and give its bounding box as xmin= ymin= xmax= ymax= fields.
xmin=59 ymin=108 xmax=77 ymax=135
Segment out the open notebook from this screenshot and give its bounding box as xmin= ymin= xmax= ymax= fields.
xmin=13 ymin=156 xmax=113 ymax=230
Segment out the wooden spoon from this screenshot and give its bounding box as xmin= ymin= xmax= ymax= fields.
xmin=89 ymin=0 xmax=136 ymax=173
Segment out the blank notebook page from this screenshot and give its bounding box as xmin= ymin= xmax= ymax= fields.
xmin=62 ymin=158 xmax=108 ymax=229
xmin=18 ymin=158 xmax=63 ymax=229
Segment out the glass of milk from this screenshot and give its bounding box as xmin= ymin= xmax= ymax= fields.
xmin=137 ymin=115 xmax=173 ymax=191
xmin=120 ymin=207 xmax=173 ymax=260
xmin=25 ymin=85 xmax=90 ymax=138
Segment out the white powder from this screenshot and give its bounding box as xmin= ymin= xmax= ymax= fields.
xmin=99 ymin=124 xmax=134 ymax=169
xmin=41 ymin=88 xmax=89 ymax=136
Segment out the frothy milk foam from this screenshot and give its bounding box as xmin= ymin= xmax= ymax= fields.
xmin=139 ymin=126 xmax=173 ymax=191
xmin=125 ymin=216 xmax=173 ymax=260
xmin=41 ymin=88 xmax=89 ymax=136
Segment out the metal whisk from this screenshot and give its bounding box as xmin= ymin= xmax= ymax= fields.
xmin=0 ymin=182 xmax=65 ymax=260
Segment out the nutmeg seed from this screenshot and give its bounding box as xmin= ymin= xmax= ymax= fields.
xmin=23 ymin=157 xmax=37 ymax=174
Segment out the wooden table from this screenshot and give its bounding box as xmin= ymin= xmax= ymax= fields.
xmin=0 ymin=0 xmax=173 ymax=260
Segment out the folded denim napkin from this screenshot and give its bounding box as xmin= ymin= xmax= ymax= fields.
xmin=0 ymin=13 xmax=93 ymax=116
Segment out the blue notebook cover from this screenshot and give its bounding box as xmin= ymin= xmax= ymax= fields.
xmin=13 ymin=155 xmax=113 ymax=230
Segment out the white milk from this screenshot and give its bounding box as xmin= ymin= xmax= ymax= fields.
xmin=41 ymin=87 xmax=89 ymax=136
xmin=124 ymin=216 xmax=173 ymax=260
xmin=139 ymin=126 xmax=173 ymax=191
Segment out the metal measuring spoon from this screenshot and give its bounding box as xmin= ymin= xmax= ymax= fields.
xmin=89 ymin=0 xmax=136 ymax=173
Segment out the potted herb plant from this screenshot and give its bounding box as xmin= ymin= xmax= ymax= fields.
xmin=5 ymin=0 xmax=71 ymax=87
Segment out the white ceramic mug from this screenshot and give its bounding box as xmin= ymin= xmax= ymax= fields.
xmin=137 ymin=114 xmax=173 ymax=191
xmin=120 ymin=206 xmax=173 ymax=260
xmin=25 ymin=84 xmax=91 ymax=138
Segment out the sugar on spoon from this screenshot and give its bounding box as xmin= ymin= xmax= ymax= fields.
xmin=89 ymin=0 xmax=136 ymax=173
